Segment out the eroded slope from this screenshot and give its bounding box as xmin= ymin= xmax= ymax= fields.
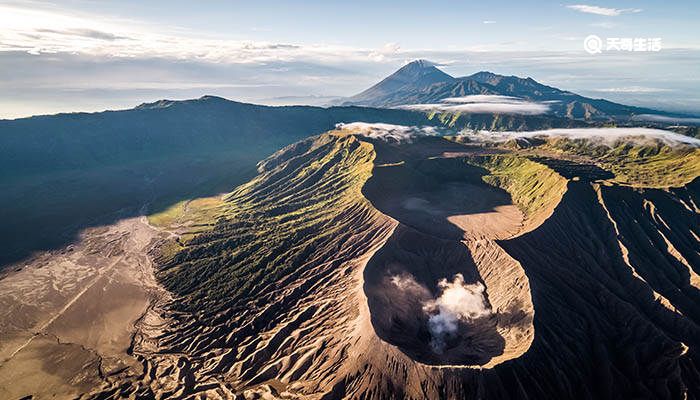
xmin=87 ymin=131 xmax=700 ymax=399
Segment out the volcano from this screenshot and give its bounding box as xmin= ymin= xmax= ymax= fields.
xmin=44 ymin=124 xmax=695 ymax=399
xmin=339 ymin=60 xmax=695 ymax=123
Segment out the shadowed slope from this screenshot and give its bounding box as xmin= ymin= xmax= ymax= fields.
xmin=0 ymin=98 xmax=437 ymax=268
xmin=494 ymin=179 xmax=700 ymax=399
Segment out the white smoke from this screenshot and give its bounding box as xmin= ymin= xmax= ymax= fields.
xmin=396 ymin=95 xmax=551 ymax=115
xmin=390 ymin=274 xmax=427 ymax=293
xmin=335 ymin=122 xmax=439 ymax=143
xmin=464 ymin=127 xmax=700 ymax=147
xmin=421 ymin=273 xmax=491 ymax=353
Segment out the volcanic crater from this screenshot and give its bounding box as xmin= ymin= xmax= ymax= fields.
xmin=361 ymin=143 xmax=540 ymax=367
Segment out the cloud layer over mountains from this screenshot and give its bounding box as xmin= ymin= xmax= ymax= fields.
xmin=335 ymin=122 xmax=440 ymax=143
xmin=396 ymin=95 xmax=551 ymax=115
xmin=337 ymin=122 xmax=700 ymax=147
xmin=470 ymin=127 xmax=700 ymax=147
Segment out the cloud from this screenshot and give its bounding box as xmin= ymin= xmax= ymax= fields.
xmin=421 ymin=274 xmax=491 ymax=353
xmin=0 ymin=4 xmax=398 ymax=64
xmin=35 ymin=28 xmax=130 ymax=41
xmin=335 ymin=122 xmax=440 ymax=143
xmin=339 ymin=123 xmax=700 ymax=148
xmin=465 ymin=127 xmax=700 ymax=147
xmin=383 ymin=42 xmax=401 ymax=53
xmin=482 ymin=20 xmax=497 ymax=24
xmin=566 ymin=4 xmax=642 ymax=16
xmin=631 ymin=114 xmax=700 ymax=125
xmin=441 ymin=95 xmax=526 ymax=104
xmin=396 ymin=95 xmax=551 ymax=115
xmin=592 ymin=87 xmax=673 ymax=93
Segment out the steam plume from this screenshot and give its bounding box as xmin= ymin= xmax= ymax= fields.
xmin=422 ymin=274 xmax=491 ymax=353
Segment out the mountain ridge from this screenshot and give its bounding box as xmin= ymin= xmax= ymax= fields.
xmin=339 ymin=60 xmax=691 ymax=122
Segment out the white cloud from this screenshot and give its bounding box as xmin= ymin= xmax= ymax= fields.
xmin=631 ymin=114 xmax=700 ymax=125
xmin=397 ymin=95 xmax=551 ymax=115
xmin=422 ymin=274 xmax=491 ymax=353
xmin=335 ymin=122 xmax=440 ymax=143
xmin=567 ymin=4 xmax=642 ymax=16
xmin=0 ymin=4 xmax=397 ymax=65
xmin=465 ymin=127 xmax=700 ymax=147
xmin=592 ymin=87 xmax=673 ymax=93
xmin=482 ymin=20 xmax=497 ymax=24
xmin=441 ymin=95 xmax=526 ymax=104
xmin=383 ymin=42 xmax=401 ymax=53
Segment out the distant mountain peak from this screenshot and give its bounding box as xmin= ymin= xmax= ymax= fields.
xmin=381 ymin=59 xmax=453 ymax=87
xmin=135 ymin=95 xmax=241 ymax=110
xmin=403 ymin=59 xmax=439 ymax=68
xmin=338 ymin=59 xmax=454 ymax=107
xmin=468 ymin=71 xmax=502 ymax=81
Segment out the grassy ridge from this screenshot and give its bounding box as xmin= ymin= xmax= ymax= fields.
xmin=543 ymin=138 xmax=700 ymax=187
xmin=154 ymin=133 xmax=383 ymax=313
xmin=465 ymin=155 xmax=568 ymax=223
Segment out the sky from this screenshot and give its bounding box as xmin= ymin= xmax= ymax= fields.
xmin=1 ymin=0 xmax=699 ymax=119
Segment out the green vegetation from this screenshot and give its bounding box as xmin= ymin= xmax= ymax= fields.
xmin=156 ymin=133 xmax=384 ymax=313
xmin=427 ymin=111 xmax=588 ymax=132
xmin=542 ymin=138 xmax=700 ymax=187
xmin=465 ymin=155 xmax=568 ymax=223
xmin=446 ymin=134 xmax=699 ymax=189
xmin=148 ymin=196 xmax=225 ymax=243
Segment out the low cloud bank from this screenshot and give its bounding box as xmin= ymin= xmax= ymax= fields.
xmin=337 ymin=122 xmax=699 ymax=147
xmin=465 ymin=127 xmax=700 ymax=147
xmin=335 ymin=122 xmax=439 ymax=143
xmin=396 ymin=95 xmax=551 ymax=115
xmin=631 ymin=114 xmax=700 ymax=126
xmin=441 ymin=95 xmax=524 ymax=104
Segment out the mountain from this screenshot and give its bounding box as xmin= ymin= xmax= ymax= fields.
xmin=339 ymin=60 xmax=684 ymax=122
xmin=341 ymin=59 xmax=455 ymax=106
xmin=0 ymin=96 xmax=434 ymax=180
xmin=0 ymin=89 xmax=652 ymax=270
xmin=0 ymin=97 xmax=438 ymax=267
xmin=81 ymin=127 xmax=700 ymax=399
xmin=1 ymin=89 xmax=699 ymax=398
xmin=0 ymin=94 xmax=605 ymax=269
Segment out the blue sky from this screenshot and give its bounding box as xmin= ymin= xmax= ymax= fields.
xmin=1 ymin=0 xmax=699 ymax=118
